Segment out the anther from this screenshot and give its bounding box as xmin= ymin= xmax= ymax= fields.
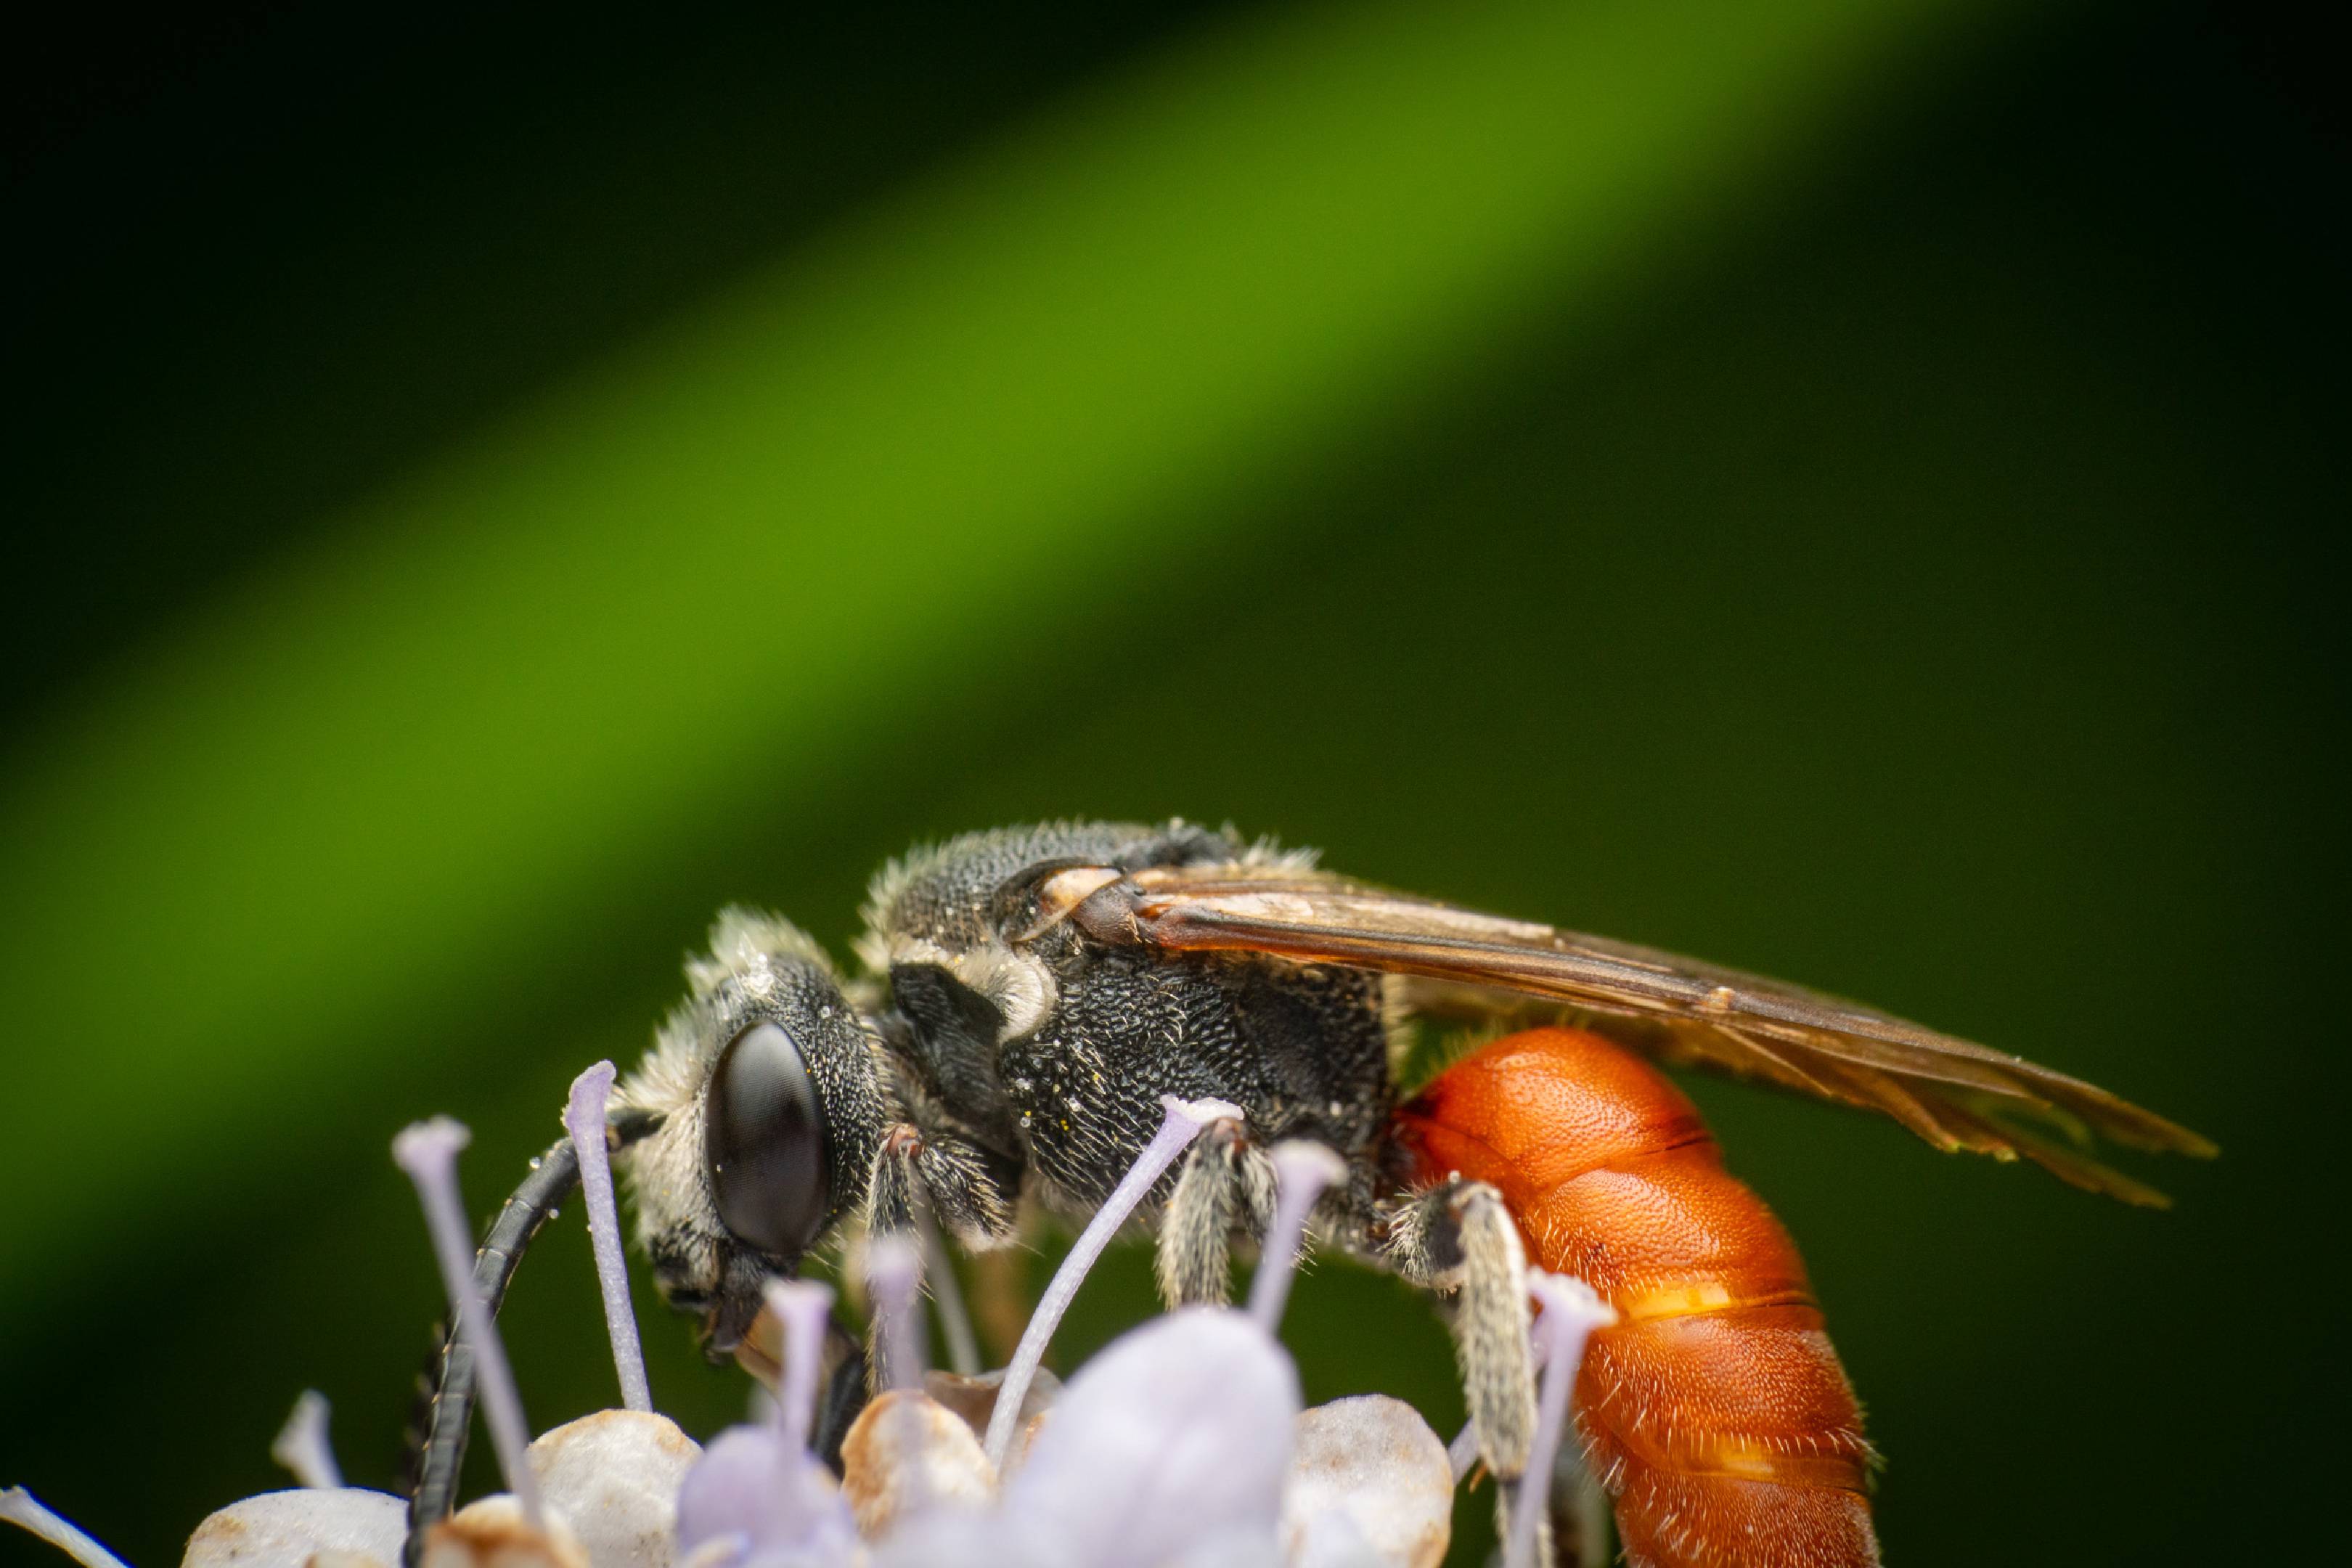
xmin=393 ymin=1118 xmax=544 ymax=1531
xmin=984 ymin=1094 xmax=1241 ymax=1468
xmin=564 ymin=1061 xmax=651 ymax=1413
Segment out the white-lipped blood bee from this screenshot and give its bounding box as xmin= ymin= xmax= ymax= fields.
xmin=407 ymin=820 xmax=2210 ymax=1568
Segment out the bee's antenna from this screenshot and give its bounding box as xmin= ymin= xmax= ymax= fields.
xmin=400 ymin=1113 xmax=660 ymax=1563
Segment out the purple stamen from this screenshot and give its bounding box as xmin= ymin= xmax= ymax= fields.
xmin=983 ymin=1094 xmax=1242 ymax=1469
xmin=866 ymin=1233 xmax=927 ymax=1393
xmin=1248 ymin=1140 xmax=1346 ymax=1332
xmin=1504 ymin=1271 xmax=1615 ymax=1568
xmin=393 ymin=1117 xmax=544 ymax=1530
xmin=761 ymin=1278 xmax=835 ymax=1457
xmin=915 ymin=1204 xmax=981 ymax=1376
xmin=864 ymin=1233 xmax=937 ymax=1523
xmin=1447 ymin=1418 xmax=1482 ymax=1482
xmin=2 ymin=1489 xmax=131 ymax=1568
xmin=269 ymin=1389 xmax=342 ymax=1489
xmin=565 ymin=1061 xmax=652 ymax=1413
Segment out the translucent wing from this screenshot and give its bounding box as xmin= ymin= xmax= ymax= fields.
xmin=1055 ymin=865 xmax=2214 ymax=1205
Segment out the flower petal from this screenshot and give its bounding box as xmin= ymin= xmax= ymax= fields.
xmin=181 ymin=1489 xmax=406 ymax=1568
xmin=1281 ymin=1397 xmax=1452 ymax=1568
xmin=839 ymin=1392 xmax=994 ymax=1540
xmin=1005 ymin=1309 xmax=1297 ymax=1567
xmin=432 ymin=1496 xmax=588 ymax=1568
xmin=673 ymin=1429 xmax=852 ymax=1567
xmin=1173 ymin=1527 xmax=1288 ymax=1568
xmin=865 ymin=1510 xmax=1060 ymax=1568
xmin=920 ymin=1366 xmax=1061 ymax=1445
xmin=529 ymin=1411 xmax=701 ymax=1568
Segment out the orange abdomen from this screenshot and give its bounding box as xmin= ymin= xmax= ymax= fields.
xmin=1396 ymin=1028 xmax=1879 ymax=1568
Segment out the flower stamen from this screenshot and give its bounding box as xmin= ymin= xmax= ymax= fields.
xmin=269 ymin=1389 xmax=342 ymax=1490
xmin=393 ymin=1117 xmax=545 ymax=1531
xmin=1 ymin=1490 xmax=131 ymax=1568
xmin=866 ymin=1234 xmax=927 ymax=1394
xmin=915 ymin=1204 xmax=981 ymax=1377
xmin=761 ymin=1278 xmax=835 ymax=1458
xmin=982 ymin=1094 xmax=1241 ymax=1469
xmin=1447 ymin=1418 xmax=1483 ymax=1483
xmin=565 ymin=1061 xmax=651 ymax=1413
xmin=1505 ymin=1271 xmax=1615 ymax=1568
xmin=1249 ymin=1140 xmax=1347 ymax=1332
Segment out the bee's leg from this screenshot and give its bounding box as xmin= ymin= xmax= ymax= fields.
xmin=862 ymin=1123 xmax=1022 ymax=1390
xmin=1153 ymin=1113 xmax=1265 ymax=1308
xmin=866 ymin=1122 xmax=1022 ymax=1251
xmin=1383 ymin=1178 xmax=1552 ymax=1564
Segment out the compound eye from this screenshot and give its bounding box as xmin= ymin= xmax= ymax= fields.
xmin=704 ymin=1021 xmax=831 ymax=1257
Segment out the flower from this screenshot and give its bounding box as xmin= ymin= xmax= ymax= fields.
xmin=698 ymin=1098 xmax=1455 ymax=1568
xmin=4 ymin=1070 xmax=1606 ymax=1568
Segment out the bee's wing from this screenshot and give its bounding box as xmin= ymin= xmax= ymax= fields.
xmin=1063 ymin=866 xmax=2213 ymax=1205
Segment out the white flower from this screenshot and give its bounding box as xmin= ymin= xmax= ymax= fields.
xmin=1283 ymin=1397 xmax=1453 ymax=1568
xmin=991 ymin=1308 xmax=1299 ymax=1565
xmin=184 ymin=1490 xmax=410 ymax=1568
xmin=4 ymin=1069 xmax=1607 ymax=1568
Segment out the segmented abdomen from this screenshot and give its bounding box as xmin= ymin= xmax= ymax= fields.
xmin=1397 ymin=1027 xmax=1879 ymax=1568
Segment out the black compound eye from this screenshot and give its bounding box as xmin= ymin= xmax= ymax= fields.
xmin=704 ymin=1021 xmax=831 ymax=1257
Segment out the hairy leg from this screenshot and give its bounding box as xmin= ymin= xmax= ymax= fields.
xmin=865 ymin=1122 xmax=1022 ymax=1251
xmin=1155 ymin=1115 xmax=1271 ymax=1308
xmin=1384 ymin=1177 xmax=1551 ymax=1562
xmin=862 ymin=1123 xmax=1022 ymax=1392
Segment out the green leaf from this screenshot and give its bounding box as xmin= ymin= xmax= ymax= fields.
xmin=0 ymin=0 xmax=1998 ymax=1312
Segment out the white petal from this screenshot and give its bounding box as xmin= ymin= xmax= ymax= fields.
xmin=430 ymin=1496 xmax=588 ymax=1568
xmin=920 ymin=1366 xmax=1060 ymax=1445
xmin=181 ymin=1490 xmax=405 ymax=1568
xmin=1172 ymin=1525 xmax=1286 ymax=1568
xmin=528 ymin=1411 xmax=701 ymax=1568
xmin=879 ymin=1514 xmax=1072 ymax=1568
xmin=865 ymin=1511 xmax=1064 ymax=1568
xmin=838 ymin=1392 xmax=994 ymax=1540
xmin=1281 ymin=1397 xmax=1453 ymax=1568
xmin=1005 ymin=1309 xmax=1298 ymax=1567
xmin=672 ymin=1429 xmax=853 ymax=1566
xmin=1286 ymin=1511 xmax=1383 ymax=1568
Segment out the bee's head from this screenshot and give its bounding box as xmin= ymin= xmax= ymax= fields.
xmin=613 ymin=908 xmax=888 ymax=1352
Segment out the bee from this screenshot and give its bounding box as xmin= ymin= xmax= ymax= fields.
xmin=407 ymin=820 xmax=2211 ymax=1567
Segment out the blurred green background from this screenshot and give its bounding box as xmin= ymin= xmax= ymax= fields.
xmin=3 ymin=1 xmax=2337 ymax=1564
